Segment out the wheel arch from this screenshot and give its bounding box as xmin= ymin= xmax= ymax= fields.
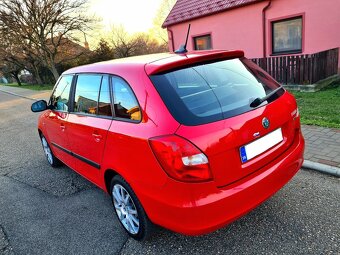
xmin=103 ymin=168 xmax=119 ymax=193
xmin=38 ymin=128 xmax=43 ymax=137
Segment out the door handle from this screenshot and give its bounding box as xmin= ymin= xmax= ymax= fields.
xmin=92 ymin=133 xmax=102 ymax=142
xmin=60 ymin=124 xmax=66 ymax=132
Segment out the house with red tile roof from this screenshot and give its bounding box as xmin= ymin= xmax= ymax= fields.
xmin=163 ymin=0 xmax=340 ymax=73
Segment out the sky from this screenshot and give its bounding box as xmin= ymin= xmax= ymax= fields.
xmin=89 ymin=0 xmax=163 ymax=33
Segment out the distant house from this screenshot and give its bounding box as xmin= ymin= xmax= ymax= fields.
xmin=163 ymin=0 xmax=340 ymax=74
xmin=53 ymin=36 xmax=91 ymax=65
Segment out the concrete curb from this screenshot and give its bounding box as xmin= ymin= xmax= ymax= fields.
xmin=303 ymin=160 xmax=340 ymax=177
xmin=0 ymin=87 xmax=37 ymax=101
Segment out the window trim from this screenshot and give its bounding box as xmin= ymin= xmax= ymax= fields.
xmin=95 ymin=76 xmax=103 ymax=115
xmin=97 ymin=75 xmax=114 ymax=118
xmin=269 ymin=13 xmax=305 ymax=56
xmin=192 ymin=33 xmax=212 ymax=51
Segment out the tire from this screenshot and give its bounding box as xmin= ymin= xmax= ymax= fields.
xmin=110 ymin=175 xmax=153 ymax=240
xmin=40 ymin=134 xmax=62 ymax=167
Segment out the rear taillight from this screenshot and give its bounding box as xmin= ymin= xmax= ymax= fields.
xmin=149 ymin=135 xmax=212 ymax=182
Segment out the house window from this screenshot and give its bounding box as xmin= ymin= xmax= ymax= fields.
xmin=272 ymin=16 xmax=302 ymax=54
xmin=194 ymin=35 xmax=212 ymax=50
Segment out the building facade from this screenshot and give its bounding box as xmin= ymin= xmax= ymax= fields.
xmin=163 ymin=0 xmax=340 ymax=71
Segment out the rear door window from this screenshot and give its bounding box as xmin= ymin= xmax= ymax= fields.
xmin=150 ymin=58 xmax=283 ymax=125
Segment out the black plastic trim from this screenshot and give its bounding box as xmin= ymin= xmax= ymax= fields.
xmin=51 ymin=142 xmax=100 ymax=169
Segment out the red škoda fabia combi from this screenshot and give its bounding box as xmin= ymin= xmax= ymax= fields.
xmin=31 ymin=50 xmax=305 ymax=240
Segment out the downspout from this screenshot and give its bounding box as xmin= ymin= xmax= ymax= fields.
xmin=167 ymin=28 xmax=175 ymax=52
xmin=262 ymin=0 xmax=272 ymax=59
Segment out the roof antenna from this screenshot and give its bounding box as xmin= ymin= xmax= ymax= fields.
xmin=175 ymin=24 xmax=191 ymax=54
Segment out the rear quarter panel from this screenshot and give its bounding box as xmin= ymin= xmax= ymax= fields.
xmin=100 ymin=67 xmax=180 ymax=194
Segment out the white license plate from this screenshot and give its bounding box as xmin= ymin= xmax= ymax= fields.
xmin=240 ymin=128 xmax=283 ymax=163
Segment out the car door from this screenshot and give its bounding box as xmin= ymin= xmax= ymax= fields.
xmin=67 ymin=74 xmax=113 ymax=184
xmin=44 ymin=75 xmax=75 ymax=169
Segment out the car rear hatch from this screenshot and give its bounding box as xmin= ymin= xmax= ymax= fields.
xmin=175 ymin=92 xmax=298 ymax=187
xmin=149 ymin=53 xmax=299 ymax=187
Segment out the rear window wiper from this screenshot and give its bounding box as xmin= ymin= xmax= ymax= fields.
xmin=250 ymin=86 xmax=284 ymax=108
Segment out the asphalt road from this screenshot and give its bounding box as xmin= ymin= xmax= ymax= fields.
xmin=0 ymin=88 xmax=339 ymax=255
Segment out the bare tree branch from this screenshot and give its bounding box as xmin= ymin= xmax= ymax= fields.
xmin=0 ymin=0 xmax=94 ymax=82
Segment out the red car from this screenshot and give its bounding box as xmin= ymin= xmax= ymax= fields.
xmin=31 ymin=50 xmax=304 ymax=240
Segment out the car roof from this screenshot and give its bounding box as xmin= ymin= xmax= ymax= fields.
xmin=63 ymin=50 xmax=244 ymax=76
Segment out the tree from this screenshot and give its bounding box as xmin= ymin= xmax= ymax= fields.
xmin=0 ymin=56 xmax=23 ymax=85
xmin=110 ymin=25 xmax=137 ymax=58
xmin=0 ymin=0 xmax=93 ymax=82
xmin=92 ymin=39 xmax=115 ymax=62
xmin=3 ymin=31 xmax=47 ymax=84
xmin=151 ymin=0 xmax=176 ymax=43
xmin=131 ymin=33 xmax=168 ymax=56
xmin=110 ymin=26 xmax=168 ymax=59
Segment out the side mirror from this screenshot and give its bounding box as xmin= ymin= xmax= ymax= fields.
xmin=31 ymin=100 xmax=48 ymax=112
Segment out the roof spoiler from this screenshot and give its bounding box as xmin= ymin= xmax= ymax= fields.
xmin=146 ymin=50 xmax=245 ymax=75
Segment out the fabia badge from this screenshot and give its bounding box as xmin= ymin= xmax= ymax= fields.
xmin=262 ymin=117 xmax=270 ymax=129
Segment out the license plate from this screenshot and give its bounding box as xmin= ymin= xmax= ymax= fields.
xmin=240 ymin=128 xmax=283 ymax=163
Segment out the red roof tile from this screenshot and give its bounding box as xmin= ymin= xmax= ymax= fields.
xmin=162 ymin=0 xmax=264 ymax=28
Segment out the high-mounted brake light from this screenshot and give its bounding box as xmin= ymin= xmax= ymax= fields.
xmin=149 ymin=135 xmax=212 ymax=182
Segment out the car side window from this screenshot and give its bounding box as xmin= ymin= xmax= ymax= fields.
xmin=74 ymin=74 xmax=102 ymax=115
xmin=98 ymin=76 xmax=113 ymax=117
xmin=112 ymin=77 xmax=141 ymax=121
xmin=50 ymin=75 xmax=73 ymax=111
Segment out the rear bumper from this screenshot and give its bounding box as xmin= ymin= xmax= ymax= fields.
xmin=139 ymin=132 xmax=305 ymax=235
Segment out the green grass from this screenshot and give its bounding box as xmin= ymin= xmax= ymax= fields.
xmin=290 ymin=80 xmax=340 ymax=128
xmin=2 ymin=83 xmax=54 ymax=91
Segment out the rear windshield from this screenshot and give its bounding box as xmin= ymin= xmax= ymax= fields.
xmin=149 ymin=57 xmax=284 ymax=126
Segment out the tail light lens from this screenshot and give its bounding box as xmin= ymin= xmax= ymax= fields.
xmin=149 ymin=135 xmax=212 ymax=182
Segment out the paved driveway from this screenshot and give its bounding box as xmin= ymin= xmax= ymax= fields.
xmin=0 ymin=88 xmax=339 ymax=254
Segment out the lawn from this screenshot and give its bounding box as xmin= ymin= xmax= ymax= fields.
xmin=290 ymin=80 xmax=340 ymax=129
xmin=2 ymin=83 xmax=54 ymax=91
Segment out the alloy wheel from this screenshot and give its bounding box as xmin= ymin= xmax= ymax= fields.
xmin=112 ymin=184 xmax=140 ymax=235
xmin=41 ymin=137 xmax=53 ymax=165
